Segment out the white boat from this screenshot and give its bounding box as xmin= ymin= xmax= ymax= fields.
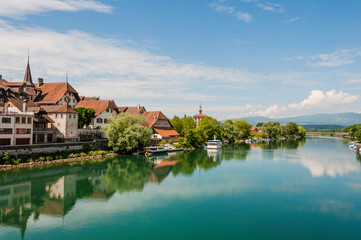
xmin=206 ymin=136 xmax=222 ymax=149
xmin=146 ymin=146 xmax=168 ymax=154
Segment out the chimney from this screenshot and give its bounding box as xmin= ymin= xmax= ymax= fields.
xmin=153 ymin=115 xmax=157 ymax=120
xmin=23 ymin=99 xmax=28 ymax=112
xmin=137 ymin=104 xmax=140 ymax=109
xmin=38 ymin=78 xmax=43 ymax=86
xmin=0 ymin=74 xmax=2 ymax=79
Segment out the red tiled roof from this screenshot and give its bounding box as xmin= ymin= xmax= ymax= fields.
xmin=35 ymin=82 xmax=79 ymax=104
xmin=76 ymin=99 xmax=118 ymax=116
xmin=154 ymin=128 xmax=180 ymax=138
xmin=193 ymin=114 xmax=208 ymax=117
xmin=42 ymin=103 xmax=78 ymax=113
xmin=124 ymin=106 xmax=145 ymax=115
xmin=251 ymin=126 xmax=262 ymax=131
xmin=118 ymin=107 xmax=128 ymax=112
xmin=142 ymin=111 xmax=169 ymax=128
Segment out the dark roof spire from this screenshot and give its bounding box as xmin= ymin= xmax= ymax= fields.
xmin=23 ymin=54 xmax=34 ymax=86
xmin=199 ymin=104 xmax=202 ymax=114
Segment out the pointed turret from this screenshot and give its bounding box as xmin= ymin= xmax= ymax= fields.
xmin=23 ymin=58 xmax=34 ymax=86
xmin=199 ymin=104 xmax=202 ymax=114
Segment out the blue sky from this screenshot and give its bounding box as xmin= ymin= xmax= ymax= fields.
xmin=0 ymin=0 xmax=360 ymax=120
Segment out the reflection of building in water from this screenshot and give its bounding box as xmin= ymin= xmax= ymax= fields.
xmin=90 ymin=169 xmax=115 ymax=200
xmin=0 ymin=182 xmax=32 ymax=239
xmin=46 ymin=175 xmax=76 ymax=200
xmin=149 ymin=159 xmax=179 ymax=184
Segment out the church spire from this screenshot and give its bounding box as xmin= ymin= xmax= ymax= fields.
xmin=23 ymin=55 xmax=34 ymax=86
xmin=199 ymin=104 xmax=202 ymax=114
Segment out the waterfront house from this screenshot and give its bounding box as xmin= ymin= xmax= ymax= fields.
xmin=142 ymin=111 xmax=180 ymax=142
xmin=75 ymin=98 xmax=118 ymax=129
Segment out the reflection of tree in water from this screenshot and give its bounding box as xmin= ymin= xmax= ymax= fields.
xmin=172 ymin=150 xmax=221 ymax=176
xmin=222 ymin=143 xmax=250 ymax=161
xmin=356 ymin=152 xmax=361 ymax=164
xmin=257 ymin=139 xmax=305 ymax=150
xmin=102 ymin=157 xmax=152 ymax=194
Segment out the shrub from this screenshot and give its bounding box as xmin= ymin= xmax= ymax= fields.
xmin=38 ymin=157 xmax=45 ymax=161
xmin=46 ymin=156 xmax=53 ymax=161
xmin=68 ymin=153 xmax=76 ymax=158
xmin=168 ymin=140 xmax=174 ymax=144
xmin=11 ymin=159 xmax=21 ymax=165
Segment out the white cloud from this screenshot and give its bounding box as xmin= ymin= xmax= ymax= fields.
xmin=256 ymin=2 xmax=284 ymax=13
xmin=284 ymin=48 xmax=361 ymax=67
xmin=209 ymin=2 xmax=252 ymax=23
xmin=288 ymin=89 xmax=359 ymax=109
xmin=0 ymin=21 xmax=257 ymax=102
xmin=237 ymin=89 xmax=359 ymax=118
xmin=0 ymin=0 xmax=113 ymax=19
xmin=285 ymin=17 xmax=299 ymax=24
xmin=235 ymin=11 xmax=252 ymax=23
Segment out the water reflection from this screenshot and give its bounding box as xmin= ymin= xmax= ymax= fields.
xmin=1 ymin=137 xmax=361 ymax=239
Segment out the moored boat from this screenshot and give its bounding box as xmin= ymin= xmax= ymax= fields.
xmin=207 ymin=136 xmax=222 ymax=149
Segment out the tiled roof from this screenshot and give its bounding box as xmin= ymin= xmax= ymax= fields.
xmin=76 ymin=99 xmax=118 ymax=116
xmin=251 ymin=126 xmax=262 ymax=131
xmin=118 ymin=107 xmax=128 ymax=112
xmin=193 ymin=114 xmax=208 ymax=117
xmin=35 ymin=82 xmax=79 ymax=104
xmin=154 ymin=128 xmax=180 ymax=138
xmin=142 ymin=111 xmax=169 ymax=128
xmin=124 ymin=106 xmax=145 ymax=115
xmin=42 ymin=103 xmax=78 ymax=113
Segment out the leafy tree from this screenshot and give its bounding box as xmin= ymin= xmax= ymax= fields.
xmin=221 ymin=120 xmax=251 ymax=142
xmin=102 ymin=113 xmax=152 ymax=152
xmin=198 ymin=117 xmax=222 ymax=140
xmin=355 ymin=129 xmax=361 ymax=141
xmin=233 ymin=120 xmax=252 ymax=138
xmin=171 ymin=115 xmax=196 ymax=136
xmin=284 ymin=122 xmax=299 ymax=137
xmin=256 ymin=122 xmax=264 ymax=127
xmin=75 ymin=107 xmax=96 ymax=128
xmin=343 ymin=124 xmax=361 ymax=140
xmin=184 ymin=129 xmax=205 ymax=148
xmin=298 ymin=126 xmax=306 ymax=138
xmin=262 ymin=121 xmax=281 ymax=138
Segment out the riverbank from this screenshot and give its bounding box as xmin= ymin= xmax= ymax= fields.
xmin=0 ymin=152 xmax=119 ymax=171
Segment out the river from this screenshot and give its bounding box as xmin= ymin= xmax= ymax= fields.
xmin=1 ymin=136 xmax=360 ymax=240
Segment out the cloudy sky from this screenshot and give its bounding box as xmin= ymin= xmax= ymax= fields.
xmin=0 ymin=0 xmax=360 ymax=120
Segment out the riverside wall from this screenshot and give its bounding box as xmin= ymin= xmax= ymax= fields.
xmin=0 ymin=139 xmax=109 ymax=158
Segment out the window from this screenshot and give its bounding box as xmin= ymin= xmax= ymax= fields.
xmin=27 ymin=117 xmax=32 ymax=124
xmin=104 ymin=119 xmax=108 ymax=123
xmin=22 ymin=117 xmax=26 ymax=124
xmin=73 ymin=99 xmax=75 ymax=103
xmin=69 ymin=115 xmax=71 ymax=119
xmin=96 ymin=118 xmax=103 ymax=123
xmin=16 ymin=128 xmax=31 ymax=134
xmin=55 ymin=114 xmax=58 ymax=118
xmin=106 ymin=109 xmax=109 ymax=113
xmin=1 ymin=117 xmax=11 ymax=124
xmin=26 ymin=88 xmax=29 ymax=91
xmin=61 ymin=114 xmax=63 ymax=118
xmin=16 ymin=117 xmax=20 ymax=124
xmin=0 ymin=128 xmax=12 ymax=134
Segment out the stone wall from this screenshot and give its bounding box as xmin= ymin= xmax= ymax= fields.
xmin=0 ymin=139 xmax=109 ymax=158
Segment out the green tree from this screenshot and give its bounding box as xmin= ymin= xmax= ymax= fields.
xmin=233 ymin=120 xmax=252 ymax=138
xmin=171 ymin=115 xmax=196 ymax=136
xmin=198 ymin=117 xmax=222 ymax=140
xmin=262 ymin=121 xmax=281 ymax=138
xmin=355 ymin=129 xmax=361 ymax=141
xmin=184 ymin=128 xmax=205 ymax=148
xmin=102 ymin=113 xmax=152 ymax=152
xmin=256 ymin=122 xmax=264 ymax=127
xmin=75 ymin=107 xmax=96 ymax=128
xmin=284 ymin=122 xmax=299 ymax=137
xmin=298 ymin=126 xmax=306 ymax=138
xmin=343 ymin=124 xmax=361 ymax=140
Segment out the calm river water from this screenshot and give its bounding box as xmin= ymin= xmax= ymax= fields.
xmin=1 ymin=136 xmax=361 ymax=240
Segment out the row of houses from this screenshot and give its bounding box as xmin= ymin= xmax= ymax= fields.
xmin=0 ymin=60 xmax=180 ymax=146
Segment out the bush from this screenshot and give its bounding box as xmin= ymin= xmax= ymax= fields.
xmin=11 ymin=159 xmax=21 ymax=165
xmin=38 ymin=157 xmax=45 ymax=161
xmin=68 ymin=153 xmax=76 ymax=158
xmin=168 ymin=140 xmax=174 ymax=144
xmin=2 ymin=152 xmax=10 ymax=164
xmin=46 ymin=156 xmax=53 ymax=161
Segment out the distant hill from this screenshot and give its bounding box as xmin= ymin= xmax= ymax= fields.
xmin=229 ymin=112 xmax=361 ymax=129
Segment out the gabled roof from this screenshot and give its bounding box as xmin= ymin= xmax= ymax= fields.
xmin=123 ymin=106 xmax=145 ymax=115
xmin=75 ymin=99 xmax=118 ymax=116
xmin=117 ymin=107 xmax=128 ymax=112
xmin=35 ymin=82 xmax=79 ymax=104
xmin=142 ymin=111 xmax=169 ymax=128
